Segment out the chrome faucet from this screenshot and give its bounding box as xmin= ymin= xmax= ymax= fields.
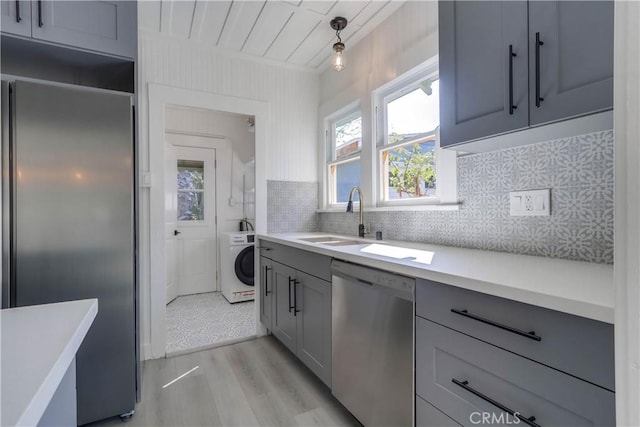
xmin=346 ymin=186 xmax=366 ymax=238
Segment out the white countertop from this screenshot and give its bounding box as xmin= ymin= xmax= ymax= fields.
xmin=1 ymin=299 xmax=98 ymax=427
xmin=258 ymin=233 xmax=614 ymax=324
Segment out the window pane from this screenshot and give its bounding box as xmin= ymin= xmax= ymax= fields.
xmin=332 ymin=159 xmax=361 ymax=203
xmin=335 ymin=115 xmax=362 ymax=158
xmin=178 ymin=191 xmax=204 ymax=221
xmin=387 ymin=79 xmax=439 ymax=144
xmin=177 ymin=160 xmax=204 ymax=190
xmin=385 ymin=140 xmax=436 ymax=199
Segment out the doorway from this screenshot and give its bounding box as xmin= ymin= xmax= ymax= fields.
xmin=147 ymin=84 xmax=268 ymax=360
xmin=163 ymin=106 xmax=257 ymax=356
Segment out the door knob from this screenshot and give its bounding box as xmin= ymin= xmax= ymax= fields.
xmin=174 ymin=230 xmax=181 ymax=236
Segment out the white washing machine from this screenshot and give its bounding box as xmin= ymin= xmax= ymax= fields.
xmin=220 ymin=231 xmax=255 ymax=303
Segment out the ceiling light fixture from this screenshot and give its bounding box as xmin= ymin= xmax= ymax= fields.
xmin=330 ymin=17 xmax=348 ymax=72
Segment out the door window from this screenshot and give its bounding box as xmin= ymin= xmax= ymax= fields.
xmin=177 ymin=160 xmax=205 ymax=221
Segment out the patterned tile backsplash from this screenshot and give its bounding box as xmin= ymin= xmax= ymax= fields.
xmin=269 ymin=130 xmax=614 ymax=264
xmin=267 ymin=180 xmax=319 ymax=233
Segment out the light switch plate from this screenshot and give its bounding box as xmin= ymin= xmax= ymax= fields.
xmin=509 ymin=189 xmax=550 ymax=216
xmin=140 ymin=172 xmax=152 ymax=187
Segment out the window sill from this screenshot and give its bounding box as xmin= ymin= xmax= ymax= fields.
xmin=317 ymin=203 xmax=460 ymax=213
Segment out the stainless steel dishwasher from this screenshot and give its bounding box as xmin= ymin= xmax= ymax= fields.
xmin=331 ymin=259 xmax=415 ymax=427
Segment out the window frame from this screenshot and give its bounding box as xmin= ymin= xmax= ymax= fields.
xmin=324 ymin=102 xmax=362 ymax=208
xmin=373 ymin=56 xmax=457 ymax=207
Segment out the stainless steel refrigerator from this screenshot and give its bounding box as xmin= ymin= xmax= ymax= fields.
xmin=1 ymin=80 xmax=137 ymax=425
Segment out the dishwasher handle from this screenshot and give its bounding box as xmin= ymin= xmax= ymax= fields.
xmin=331 ymin=259 xmax=414 ymax=300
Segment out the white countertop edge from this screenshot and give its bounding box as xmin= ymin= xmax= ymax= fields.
xmin=17 ymin=299 xmax=98 ymax=427
xmin=258 ymin=233 xmax=614 ymax=324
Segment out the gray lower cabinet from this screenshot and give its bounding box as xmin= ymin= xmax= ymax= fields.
xmin=439 ymin=0 xmax=613 ymax=148
xmin=272 ymin=261 xmax=298 ymax=354
xmin=294 ymin=271 xmax=332 ymax=386
xmin=1 ymin=0 xmax=32 ymax=37
xmin=271 ymin=260 xmax=332 ymax=387
xmin=416 ymin=395 xmax=460 ymax=427
xmin=1 ymin=1 xmax=135 ymax=59
xmin=416 ymin=318 xmax=615 ymax=427
xmin=259 ymin=256 xmax=273 ymax=331
xmin=416 ymin=278 xmax=615 ymax=391
xmin=528 ymin=1 xmax=614 ymax=126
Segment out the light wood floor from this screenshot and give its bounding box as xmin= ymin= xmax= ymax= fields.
xmin=88 ymin=336 xmax=360 ymax=427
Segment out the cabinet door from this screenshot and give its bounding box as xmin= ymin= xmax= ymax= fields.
xmin=259 ymin=256 xmax=273 ymax=330
xmin=271 ymin=262 xmax=297 ymax=354
xmin=529 ymin=1 xmax=613 ymax=126
xmin=31 ymin=1 xmax=135 ymax=58
xmin=439 ymin=1 xmax=528 ymax=147
xmin=295 ymin=272 xmax=332 ymax=387
xmin=1 ymin=0 xmax=31 ymax=37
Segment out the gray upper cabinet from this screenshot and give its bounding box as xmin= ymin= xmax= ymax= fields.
xmin=439 ymin=1 xmax=529 ymax=147
xmin=439 ymin=0 xmax=614 ymax=148
xmin=1 ymin=1 xmax=32 ymax=37
xmin=1 ymin=1 xmax=135 ymax=59
xmin=32 ymin=1 xmax=135 ymax=58
xmin=529 ymin=1 xmax=614 ymax=126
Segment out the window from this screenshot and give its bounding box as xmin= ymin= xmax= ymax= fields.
xmin=327 ymin=109 xmax=362 ymax=205
xmin=177 ymin=160 xmax=205 ymax=220
xmin=374 ymin=59 xmax=456 ymax=206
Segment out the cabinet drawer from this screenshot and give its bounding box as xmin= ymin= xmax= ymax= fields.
xmin=416 ymin=279 xmax=614 ymax=390
xmin=257 ymin=241 xmax=331 ymax=282
xmin=416 ymin=318 xmax=615 ymax=427
xmin=417 ymin=395 xmax=460 ymax=427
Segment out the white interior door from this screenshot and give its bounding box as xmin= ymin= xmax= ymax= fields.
xmin=165 ymin=144 xmax=178 ymax=304
xmin=174 ymin=146 xmax=217 ymax=296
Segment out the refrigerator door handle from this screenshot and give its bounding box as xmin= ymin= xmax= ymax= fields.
xmin=1 ymin=81 xmax=16 ymax=308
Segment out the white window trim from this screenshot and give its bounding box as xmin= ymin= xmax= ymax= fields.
xmin=323 ymin=100 xmax=362 ymax=209
xmin=372 ymin=55 xmax=458 ymax=207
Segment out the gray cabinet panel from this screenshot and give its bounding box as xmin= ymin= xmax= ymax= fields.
xmin=416 ymin=395 xmax=460 ymax=427
xmin=295 ymin=271 xmax=332 ymax=387
xmin=439 ymin=1 xmax=528 ymax=147
xmin=260 ymin=241 xmax=332 ymax=282
xmin=259 ymin=256 xmax=273 ymax=331
xmin=1 ymin=0 xmax=31 ymax=37
xmin=416 ymin=279 xmax=614 ymax=391
xmin=271 ymin=262 xmax=297 ymax=354
xmin=416 ymin=318 xmax=615 ymax=427
xmin=31 ymin=1 xmax=135 ymax=58
xmin=529 ymin=1 xmax=613 ymax=125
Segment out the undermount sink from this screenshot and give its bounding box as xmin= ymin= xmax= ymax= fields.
xmin=299 ymin=236 xmax=366 ymax=246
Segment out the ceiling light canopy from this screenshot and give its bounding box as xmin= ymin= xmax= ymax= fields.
xmin=330 ymin=17 xmax=348 ymax=72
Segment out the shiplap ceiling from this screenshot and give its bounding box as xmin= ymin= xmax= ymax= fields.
xmin=139 ymin=1 xmax=405 ymax=71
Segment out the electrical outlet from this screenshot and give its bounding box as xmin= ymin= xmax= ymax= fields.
xmin=510 ymin=189 xmax=550 ymax=216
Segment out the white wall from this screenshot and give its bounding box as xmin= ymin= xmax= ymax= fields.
xmin=317 ymin=1 xmax=439 ymax=205
xmin=137 ymin=31 xmax=319 ymax=358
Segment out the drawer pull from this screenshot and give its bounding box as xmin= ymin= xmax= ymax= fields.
xmin=451 ymin=308 xmax=542 ymax=341
xmin=452 ymin=379 xmax=541 ymax=427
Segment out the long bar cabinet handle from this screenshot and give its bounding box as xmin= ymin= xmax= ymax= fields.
xmin=15 ymin=1 xmax=21 ymax=22
xmin=509 ymin=44 xmax=517 ymax=115
xmin=37 ymin=0 xmax=43 ymax=27
xmin=535 ymin=32 xmax=544 ymax=107
xmin=450 ymin=308 xmax=541 ymax=341
xmin=288 ymin=277 xmax=294 ymax=312
xmin=264 ymin=266 xmax=271 ymax=296
xmin=452 ymin=379 xmax=541 ymax=427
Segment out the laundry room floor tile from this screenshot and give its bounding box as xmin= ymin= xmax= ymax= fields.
xmin=166 ymin=292 xmax=255 ymax=354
